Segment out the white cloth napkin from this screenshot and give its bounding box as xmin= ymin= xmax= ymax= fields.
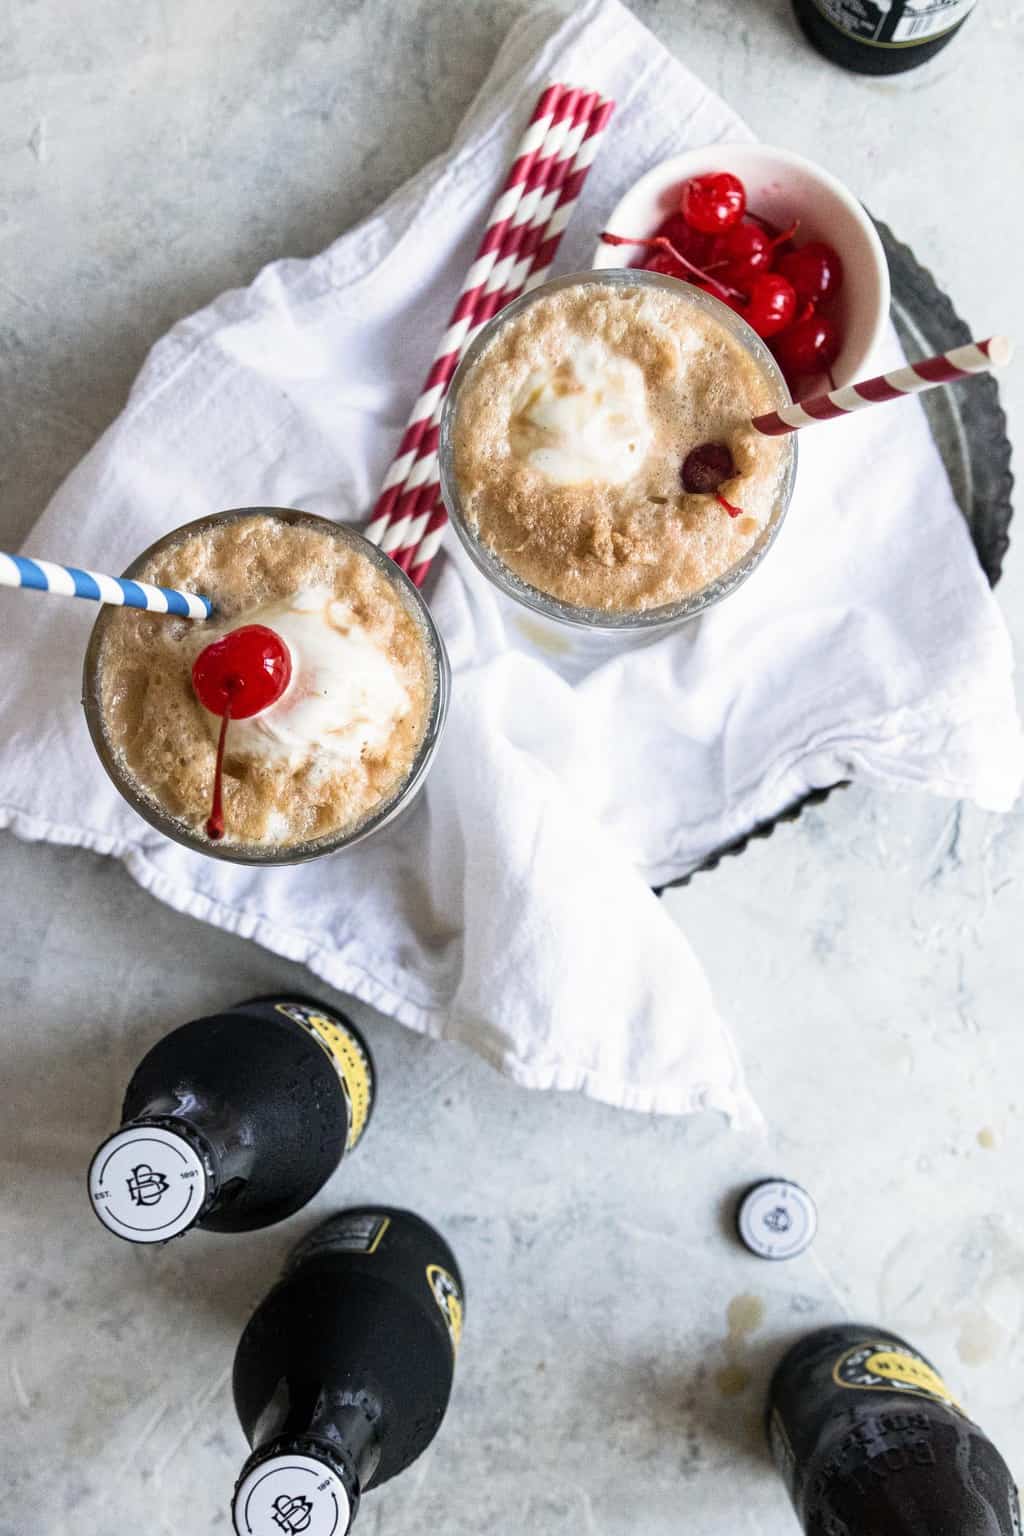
xmin=1 ymin=0 xmax=1019 ymax=1124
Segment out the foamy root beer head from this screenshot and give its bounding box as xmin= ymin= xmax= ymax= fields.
xmin=450 ymin=280 xmax=792 ymax=613
xmin=94 ymin=515 xmax=436 ymax=851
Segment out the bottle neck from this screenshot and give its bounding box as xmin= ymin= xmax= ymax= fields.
xmin=252 ymin=1382 xmax=383 ymax=1491
xmin=128 ymin=1088 xmax=259 ymax=1210
xmin=234 ymin=1393 xmax=383 ymax=1536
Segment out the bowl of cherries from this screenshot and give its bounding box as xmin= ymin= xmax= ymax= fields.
xmin=592 ymin=143 xmax=890 ymax=396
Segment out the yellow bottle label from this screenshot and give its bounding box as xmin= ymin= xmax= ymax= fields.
xmin=274 ymin=1002 xmax=374 ymax=1151
xmin=833 ymin=1342 xmax=960 ymax=1408
xmin=427 ymin=1263 xmax=464 ymax=1354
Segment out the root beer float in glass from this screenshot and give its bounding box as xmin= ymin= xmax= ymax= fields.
xmin=82 ymin=508 xmax=450 ymax=863
xmin=438 ymin=270 xmax=797 ymax=646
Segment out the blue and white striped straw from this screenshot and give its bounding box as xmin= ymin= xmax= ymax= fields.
xmin=0 ymin=552 xmax=212 ymax=619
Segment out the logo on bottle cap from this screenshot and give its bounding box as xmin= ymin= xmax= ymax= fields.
xmin=736 ymin=1179 xmax=817 ymax=1260
xmin=234 ymin=1455 xmax=350 ymax=1536
xmin=87 ymin=1125 xmax=207 ymax=1243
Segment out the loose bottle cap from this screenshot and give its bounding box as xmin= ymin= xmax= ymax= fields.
xmin=87 ymin=1124 xmax=208 ymax=1243
xmin=233 ymin=1454 xmax=351 ymax=1536
xmin=736 ymin=1178 xmax=817 ymax=1260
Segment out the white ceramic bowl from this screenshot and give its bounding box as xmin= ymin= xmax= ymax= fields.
xmin=592 ymin=143 xmax=890 ymax=388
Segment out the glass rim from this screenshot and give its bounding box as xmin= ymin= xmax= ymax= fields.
xmin=438 ymin=268 xmax=799 ymax=633
xmin=81 ymin=506 xmax=451 ymax=865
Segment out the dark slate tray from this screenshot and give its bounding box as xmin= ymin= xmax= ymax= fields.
xmin=657 ymin=218 xmax=1015 ymax=891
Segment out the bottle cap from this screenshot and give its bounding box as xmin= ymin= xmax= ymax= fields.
xmin=233 ymin=1454 xmax=351 ymax=1536
xmin=735 ymin=1178 xmax=817 ymax=1260
xmin=87 ymin=1124 xmax=208 ymax=1244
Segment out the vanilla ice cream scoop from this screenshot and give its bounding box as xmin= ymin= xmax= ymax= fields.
xmin=509 ymin=338 xmax=653 ymax=486
xmin=195 ymin=585 xmax=411 ymax=770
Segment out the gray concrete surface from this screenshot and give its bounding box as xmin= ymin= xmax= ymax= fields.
xmin=2 ymin=3 xmax=1023 ymax=1534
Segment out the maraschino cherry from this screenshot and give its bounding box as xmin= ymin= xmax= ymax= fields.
xmin=706 ymin=218 xmax=799 ymax=289
xmin=741 ymin=272 xmax=798 ymax=339
xmin=680 ymin=442 xmax=745 ymax=519
xmin=654 ymin=212 xmax=714 ymax=267
xmin=708 ymin=221 xmax=773 ymax=286
xmin=776 ymin=241 xmax=843 ymax=306
xmin=681 ymin=172 xmax=746 ymax=234
xmin=774 ymin=312 xmax=841 ymax=382
xmin=681 ymin=442 xmax=735 ymax=494
xmin=191 ymin=624 xmax=292 ymax=841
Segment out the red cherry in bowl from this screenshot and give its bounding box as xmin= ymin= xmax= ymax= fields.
xmin=644 ymin=250 xmax=687 ymax=277
xmin=696 ymin=282 xmax=746 ymax=314
xmin=707 ymin=221 xmax=773 ymax=287
xmin=192 ymin=624 xmax=292 ymax=719
xmin=741 ymin=272 xmax=798 ymax=339
xmin=681 ymin=172 xmax=746 ymax=235
xmin=776 ymin=241 xmax=843 ymax=306
xmin=653 ymin=211 xmax=715 ymax=267
xmin=774 ymin=312 xmax=841 ymax=379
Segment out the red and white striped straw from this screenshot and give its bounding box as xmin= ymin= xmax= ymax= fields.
xmin=390 ymin=89 xmax=596 ymax=574
xmin=464 ymin=86 xmax=583 ymax=344
xmin=383 ymin=87 xmax=583 ymax=565
xmin=365 ymin=82 xmax=566 ymax=549
xmin=402 ymin=93 xmax=616 ymax=586
xmin=524 ymin=94 xmax=615 ymax=293
xmin=463 ymin=87 xmax=599 ymax=349
xmin=752 ymin=335 xmax=1013 ymax=436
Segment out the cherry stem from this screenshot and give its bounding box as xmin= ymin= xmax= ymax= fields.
xmin=599 ymin=231 xmax=746 ymax=304
xmin=767 ymin=217 xmax=799 ymax=250
xmin=205 ymin=681 xmax=238 ymax=841
xmin=715 ymin=492 xmax=745 ymax=519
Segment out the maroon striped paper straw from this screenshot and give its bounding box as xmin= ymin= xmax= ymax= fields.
xmin=385 ymin=86 xmax=583 ymax=567
xmin=390 ymin=90 xmax=601 ymax=577
xmin=524 ymin=94 xmax=616 ymax=293
xmin=365 ymin=81 xmax=567 ymax=549
xmin=751 ymin=335 xmax=1013 ymax=436
xmin=402 ymin=93 xmax=616 ymax=587
xmin=488 ymin=88 xmax=600 ymax=317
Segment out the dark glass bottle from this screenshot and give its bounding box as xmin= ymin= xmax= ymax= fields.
xmin=231 ymin=1207 xmax=463 ymax=1536
xmin=792 ymin=0 xmax=977 ymax=75
xmin=87 ymin=996 xmax=375 ymax=1243
xmin=768 ymin=1324 xmax=1021 ymax=1536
